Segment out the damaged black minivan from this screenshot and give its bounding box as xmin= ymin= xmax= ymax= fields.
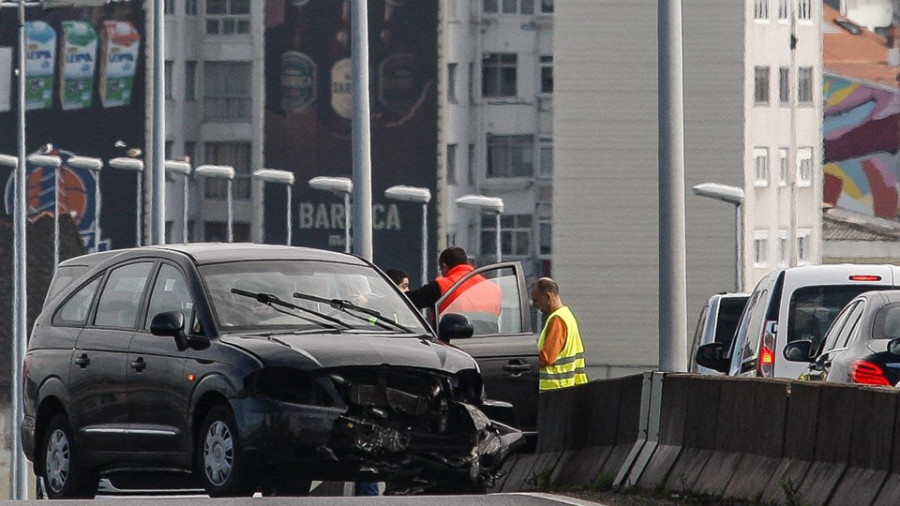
xmin=22 ymin=244 xmax=521 ymax=498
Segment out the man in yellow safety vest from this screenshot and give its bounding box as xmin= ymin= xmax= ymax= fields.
xmin=530 ymin=277 xmax=588 ymax=391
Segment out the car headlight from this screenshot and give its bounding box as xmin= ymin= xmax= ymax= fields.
xmin=453 ymin=369 xmax=484 ymax=404
xmin=246 ymin=367 xmax=334 ymax=406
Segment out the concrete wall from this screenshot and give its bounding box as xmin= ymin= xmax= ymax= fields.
xmin=554 ymin=1 xmax=744 ymax=378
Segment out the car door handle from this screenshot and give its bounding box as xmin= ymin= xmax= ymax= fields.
xmin=131 ymin=357 xmax=147 ymax=372
xmin=74 ymin=354 xmax=90 ymax=368
xmin=503 ymin=360 xmax=531 ymax=376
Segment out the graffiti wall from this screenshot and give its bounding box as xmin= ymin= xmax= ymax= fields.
xmin=823 ymin=74 xmax=900 ymax=219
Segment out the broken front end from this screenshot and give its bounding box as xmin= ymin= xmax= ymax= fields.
xmin=242 ymin=366 xmax=523 ymax=492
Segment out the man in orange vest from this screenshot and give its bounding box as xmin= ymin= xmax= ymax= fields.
xmin=407 ymin=247 xmax=502 ymax=333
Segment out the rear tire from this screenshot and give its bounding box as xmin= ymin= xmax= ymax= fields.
xmin=39 ymin=414 xmax=96 ymax=499
xmin=196 ymin=405 xmax=252 ymax=497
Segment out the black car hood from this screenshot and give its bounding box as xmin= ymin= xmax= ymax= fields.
xmin=219 ymin=332 xmax=478 ymax=373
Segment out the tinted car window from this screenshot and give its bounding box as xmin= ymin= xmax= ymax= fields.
xmin=201 ymin=260 xmax=428 ymax=332
xmin=788 ymin=285 xmax=882 ymax=345
xmin=739 ymin=289 xmax=769 ymax=363
xmin=144 ymin=264 xmax=194 ymax=330
xmin=45 ymin=266 xmax=89 ymax=305
xmin=715 ymin=297 xmax=747 ymax=345
xmin=874 ymin=303 xmax=900 ymax=340
xmin=440 ymin=267 xmax=517 ymax=336
xmin=834 ymin=302 xmax=865 ymax=350
xmin=53 ymin=277 xmax=101 ymax=326
xmin=817 ymin=301 xmax=855 ymax=355
xmin=94 ymin=262 xmax=154 ymax=328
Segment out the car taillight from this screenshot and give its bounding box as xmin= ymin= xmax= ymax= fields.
xmin=850 ymin=360 xmax=891 ymax=386
xmin=757 ymin=322 xmax=776 ymax=377
xmin=758 ymin=346 xmax=774 ymax=376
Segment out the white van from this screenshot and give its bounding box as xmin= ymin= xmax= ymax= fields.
xmin=695 ymin=264 xmax=900 ymax=379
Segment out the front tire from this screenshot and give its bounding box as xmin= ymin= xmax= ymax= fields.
xmin=39 ymin=414 xmax=96 ymax=499
xmin=196 ymin=405 xmax=251 ymax=497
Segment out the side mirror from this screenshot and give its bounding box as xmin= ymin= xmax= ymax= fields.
xmin=438 ymin=313 xmax=474 ymax=343
xmin=783 ymin=340 xmax=813 ymax=362
xmin=889 ymin=337 xmax=900 ymax=356
xmin=695 ymin=342 xmax=729 ymax=373
xmin=150 ymin=311 xmax=192 ymax=351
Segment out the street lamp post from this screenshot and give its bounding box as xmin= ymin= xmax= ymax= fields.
xmin=455 ymin=194 xmax=504 ymax=262
xmin=692 ymin=182 xmax=745 ymax=291
xmin=165 ymin=160 xmax=191 ymax=243
xmin=385 ymin=185 xmax=432 ymax=286
xmin=67 ymin=156 xmax=103 ymax=253
xmin=195 ymin=164 xmax=235 ymax=242
xmin=309 ymin=176 xmax=353 ymax=254
xmin=253 ymin=169 xmax=295 ymax=245
xmin=109 ymin=157 xmax=145 ymax=246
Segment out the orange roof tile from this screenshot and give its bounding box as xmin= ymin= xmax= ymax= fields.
xmin=823 ymin=4 xmax=899 ymax=88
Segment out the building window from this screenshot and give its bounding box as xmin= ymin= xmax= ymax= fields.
xmin=481 ymin=214 xmax=532 ymax=257
xmin=797 ymin=147 xmax=813 ymax=187
xmin=540 ymin=56 xmax=553 ymax=94
xmin=778 ymin=0 xmax=788 ymax=20
xmin=487 ymin=134 xmax=533 ymax=178
xmin=204 ymin=62 xmax=252 ymax=120
xmin=204 ymin=142 xmax=251 ymax=199
xmin=485 ymin=0 xmax=533 ymax=14
xmin=539 ymin=142 xmax=552 ymax=178
xmin=447 ymin=143 xmax=457 ymax=184
xmin=754 ymin=0 xmax=769 ymax=19
xmin=798 ymin=67 xmax=813 ymax=104
xmin=484 ymin=0 xmax=498 ymax=13
xmin=185 ymin=61 xmax=197 ymax=101
xmin=206 ymin=0 xmax=251 ymax=35
xmin=778 ymin=229 xmax=789 ymax=266
xmin=482 ymin=53 xmax=517 ymax=98
xmin=186 ymin=0 xmax=198 ymax=15
xmin=778 ymin=147 xmax=788 ymax=186
xmin=778 ymin=67 xmax=789 ymax=104
xmin=797 ymin=0 xmax=811 ymax=20
xmin=797 ymin=228 xmax=812 ymax=264
xmin=753 ymin=147 xmax=769 ymax=186
xmin=754 ymin=66 xmax=769 ymax=104
xmin=448 ymin=63 xmax=457 ymax=103
xmin=467 ymin=144 xmax=476 ymax=185
xmin=468 ymin=63 xmax=475 ymax=103
xmin=165 ymin=0 xmax=176 ymax=15
xmin=164 ymin=61 xmax=173 ymax=98
xmin=754 ymin=230 xmax=769 ymax=268
xmin=205 ymin=222 xmax=250 ymax=242
xmin=541 ymin=0 xmax=553 ymax=13
xmin=539 ymin=220 xmax=552 ymax=255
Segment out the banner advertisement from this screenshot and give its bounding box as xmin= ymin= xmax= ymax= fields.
xmin=264 ymin=0 xmax=438 ymax=278
xmin=0 ymin=2 xmax=145 ymax=252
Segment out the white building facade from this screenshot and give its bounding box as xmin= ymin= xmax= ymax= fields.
xmin=162 ymin=0 xmax=265 ymax=244
xmin=439 ymin=0 xmax=555 ymax=282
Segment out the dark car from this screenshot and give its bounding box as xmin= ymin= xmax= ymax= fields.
xmin=23 ymin=244 xmax=522 ymax=499
xmin=688 ymin=292 xmax=749 ymax=374
xmin=783 ymin=290 xmax=900 ymax=386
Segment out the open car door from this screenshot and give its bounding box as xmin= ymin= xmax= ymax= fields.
xmin=435 ymin=262 xmax=539 ymax=432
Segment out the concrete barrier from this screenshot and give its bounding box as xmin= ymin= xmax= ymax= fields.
xmin=721 ymin=378 xmax=790 ymax=501
xmin=662 ymin=375 xmax=722 ymax=494
xmin=873 ymin=390 xmax=900 ymax=506
xmin=761 ymin=380 xmax=820 ymax=504
xmin=829 ymin=386 xmax=895 ymax=506
xmin=635 ymin=373 xmax=690 ymax=489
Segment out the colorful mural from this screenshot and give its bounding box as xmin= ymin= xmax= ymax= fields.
xmin=823 ymin=74 xmax=900 ymax=219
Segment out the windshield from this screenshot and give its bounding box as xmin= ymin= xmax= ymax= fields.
xmin=200 ymin=260 xmax=428 ymax=333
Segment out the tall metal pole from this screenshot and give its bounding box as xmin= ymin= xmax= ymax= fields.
xmin=344 ymin=192 xmax=351 ymax=254
xmin=135 ymin=172 xmax=142 ymax=246
xmin=285 ymin=185 xmax=292 ymax=245
xmin=658 ymin=0 xmax=687 ymax=372
xmin=182 ymin=175 xmax=189 ymax=243
xmin=351 ymin=0 xmax=372 ymax=260
xmin=226 ymin=179 xmax=233 ymax=242
xmin=421 ymin=203 xmax=427 ymax=286
xmin=53 ymin=164 xmax=59 ymax=266
xmin=93 ymin=169 xmax=101 ymax=251
xmin=151 ymin=0 xmax=165 ymax=244
xmin=495 ymin=212 xmax=501 ymax=262
xmin=734 ymin=205 xmax=742 ymax=291
xmin=13 ymin=1 xmax=27 ymax=497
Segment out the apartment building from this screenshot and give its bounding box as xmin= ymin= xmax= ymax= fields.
xmin=441 ymin=0 xmax=555 ymax=281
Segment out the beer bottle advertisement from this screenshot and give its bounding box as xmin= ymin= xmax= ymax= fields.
xmin=264 ymin=0 xmax=438 ymax=278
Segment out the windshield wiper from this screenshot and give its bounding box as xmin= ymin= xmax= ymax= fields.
xmin=291 ymin=291 xmax=414 ymax=334
xmin=230 ymin=288 xmax=352 ymax=330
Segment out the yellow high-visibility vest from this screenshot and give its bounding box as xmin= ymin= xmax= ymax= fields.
xmin=537 ymin=306 xmax=587 ymax=391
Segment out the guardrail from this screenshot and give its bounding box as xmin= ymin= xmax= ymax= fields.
xmin=496 ymin=372 xmax=900 ymax=505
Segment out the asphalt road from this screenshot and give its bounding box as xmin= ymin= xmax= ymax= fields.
xmin=0 ymin=493 xmax=607 ymax=506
